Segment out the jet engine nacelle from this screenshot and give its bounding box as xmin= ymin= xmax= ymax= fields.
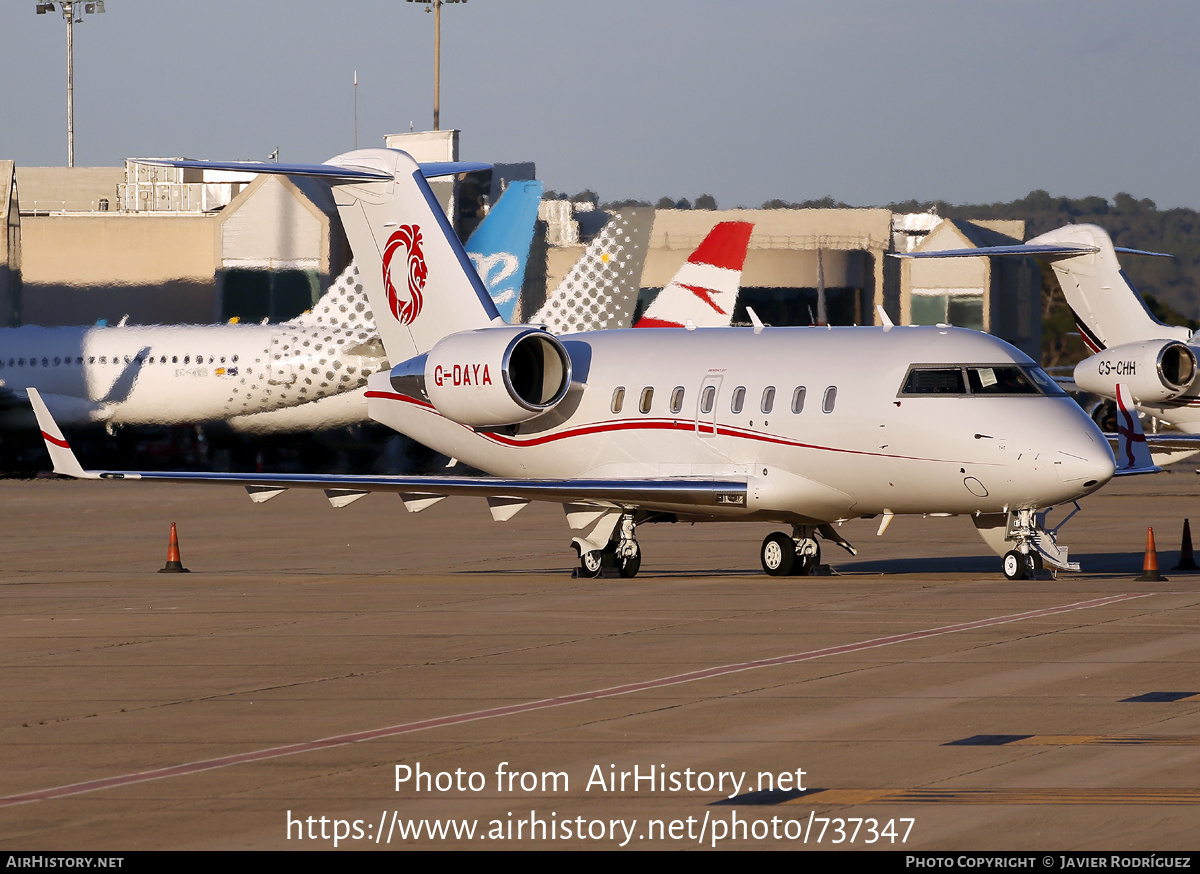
xmin=390 ymin=326 xmax=572 ymax=427
xmin=1073 ymin=339 xmax=1198 ymax=404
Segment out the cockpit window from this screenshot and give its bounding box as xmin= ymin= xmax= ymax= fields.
xmin=1023 ymin=366 xmax=1069 ymax=397
xmin=900 ymin=364 xmax=1067 ymax=398
xmin=967 ymin=366 xmax=1037 ymax=394
xmin=902 ymin=368 xmax=965 ymax=395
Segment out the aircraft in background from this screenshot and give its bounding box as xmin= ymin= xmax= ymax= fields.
xmin=232 ymin=213 xmax=750 ymax=432
xmin=465 ymin=180 xmax=544 ymax=322
xmin=0 ymin=163 xmax=534 ymax=433
xmin=896 ymin=224 xmax=1200 ymax=458
xmin=635 ymin=222 xmax=753 ymax=328
xmin=34 ymin=149 xmax=1128 ymax=581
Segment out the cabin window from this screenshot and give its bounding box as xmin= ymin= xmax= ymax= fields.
xmin=19 ymin=358 xmax=27 ymax=366
xmin=53 ymin=357 xmax=61 ymax=366
xmin=731 ymin=386 xmax=746 ymax=414
xmin=822 ymin=386 xmax=837 ymax=413
xmin=639 ymin=387 xmax=654 ymax=414
xmin=611 ymin=386 xmax=625 ymax=413
xmin=670 ymin=386 xmax=685 ymax=414
xmin=42 ymin=358 xmax=49 ymax=367
xmin=791 ymin=386 xmax=807 ymax=413
xmin=232 ymin=355 xmax=239 ymax=362
xmin=761 ymin=386 xmax=776 ymax=414
xmin=172 ymin=356 xmax=178 ymax=364
xmin=700 ymin=385 xmax=716 ymax=414
xmin=160 ymin=356 xmax=166 ymax=364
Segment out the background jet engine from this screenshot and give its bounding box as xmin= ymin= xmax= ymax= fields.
xmin=390 ymin=326 xmax=572 ymax=427
xmin=1074 ymin=339 xmax=1198 ymax=404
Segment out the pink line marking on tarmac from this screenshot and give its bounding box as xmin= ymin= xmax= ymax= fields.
xmin=0 ymin=593 xmax=1148 ymax=808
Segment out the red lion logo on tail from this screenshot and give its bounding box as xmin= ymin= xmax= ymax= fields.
xmin=382 ymin=225 xmax=428 ymax=325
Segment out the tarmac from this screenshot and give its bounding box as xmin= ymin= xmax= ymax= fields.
xmin=1 ymin=470 xmax=1199 ymax=850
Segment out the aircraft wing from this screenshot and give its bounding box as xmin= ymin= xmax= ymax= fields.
xmin=28 ymin=389 xmax=747 ymax=511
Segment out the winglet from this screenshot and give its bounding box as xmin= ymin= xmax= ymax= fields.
xmin=1114 ymin=383 xmax=1161 ymax=476
xmin=27 ymin=388 xmax=96 ymax=479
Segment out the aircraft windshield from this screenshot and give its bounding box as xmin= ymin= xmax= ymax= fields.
xmin=900 ymin=365 xmax=1067 ymax=397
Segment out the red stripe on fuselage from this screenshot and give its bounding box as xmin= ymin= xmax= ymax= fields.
xmin=365 ymin=390 xmax=999 ymax=466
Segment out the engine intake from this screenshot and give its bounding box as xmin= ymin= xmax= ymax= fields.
xmin=390 ymin=326 xmax=573 ymax=427
xmin=1074 ymin=339 xmax=1198 ymax=404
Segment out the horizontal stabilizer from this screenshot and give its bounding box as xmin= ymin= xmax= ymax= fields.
xmin=138 ymin=157 xmax=490 ymax=182
xmin=892 ymin=243 xmax=1098 ymax=260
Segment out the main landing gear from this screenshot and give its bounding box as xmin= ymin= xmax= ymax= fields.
xmin=760 ymin=524 xmax=856 ymax=576
xmin=573 ymin=511 xmax=642 ymax=578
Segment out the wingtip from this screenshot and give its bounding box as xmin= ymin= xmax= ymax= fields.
xmin=27 ymin=388 xmax=94 ymax=479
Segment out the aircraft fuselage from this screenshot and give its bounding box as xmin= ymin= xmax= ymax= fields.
xmin=0 ymin=324 xmax=383 ymax=427
xmin=368 ymin=325 xmax=1114 ymax=524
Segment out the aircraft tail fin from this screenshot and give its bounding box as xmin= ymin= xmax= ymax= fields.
xmin=635 ymin=221 xmax=754 ymax=328
xmin=27 ymin=388 xmax=96 ymax=479
xmin=1025 ymin=224 xmax=1189 ymax=352
xmin=530 ymin=208 xmax=654 ymax=333
xmin=464 ymin=180 xmax=544 ymax=322
xmin=143 ymin=151 xmax=498 ymax=365
xmin=1114 ymin=383 xmax=1161 ymax=476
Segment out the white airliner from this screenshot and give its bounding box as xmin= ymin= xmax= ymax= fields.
xmin=897 ymin=224 xmax=1200 ymax=454
xmin=32 ymin=149 xmax=1128 ymax=580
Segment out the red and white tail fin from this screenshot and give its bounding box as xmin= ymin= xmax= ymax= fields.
xmin=635 ymin=221 xmax=753 ymax=328
xmin=1114 ymin=383 xmax=1161 ymax=475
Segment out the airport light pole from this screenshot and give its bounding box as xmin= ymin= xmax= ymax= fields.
xmin=406 ymin=0 xmax=467 ymax=131
xmin=35 ymin=0 xmax=105 ymax=168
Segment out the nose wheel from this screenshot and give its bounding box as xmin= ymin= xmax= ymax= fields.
xmin=1002 ymin=549 xmax=1044 ymax=580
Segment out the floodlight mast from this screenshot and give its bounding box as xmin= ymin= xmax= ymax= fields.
xmin=406 ymin=0 xmax=467 ymax=132
xmin=35 ymin=0 xmax=106 ymax=168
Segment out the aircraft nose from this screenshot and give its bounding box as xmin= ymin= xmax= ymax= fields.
xmin=1053 ymin=425 xmax=1115 ymax=493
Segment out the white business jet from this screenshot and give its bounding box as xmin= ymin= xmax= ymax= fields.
xmin=31 ymin=150 xmax=1125 ymax=580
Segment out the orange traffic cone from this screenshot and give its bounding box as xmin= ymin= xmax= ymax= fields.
xmin=157 ymin=522 xmax=190 ymax=574
xmin=1174 ymin=519 xmax=1198 ymax=571
xmin=1136 ymin=527 xmax=1165 ymax=582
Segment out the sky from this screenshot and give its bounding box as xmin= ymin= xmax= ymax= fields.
xmin=3 ymin=0 xmax=1199 ymax=210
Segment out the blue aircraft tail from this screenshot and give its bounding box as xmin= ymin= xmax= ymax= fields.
xmin=464 ymin=180 xmax=544 ymax=322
